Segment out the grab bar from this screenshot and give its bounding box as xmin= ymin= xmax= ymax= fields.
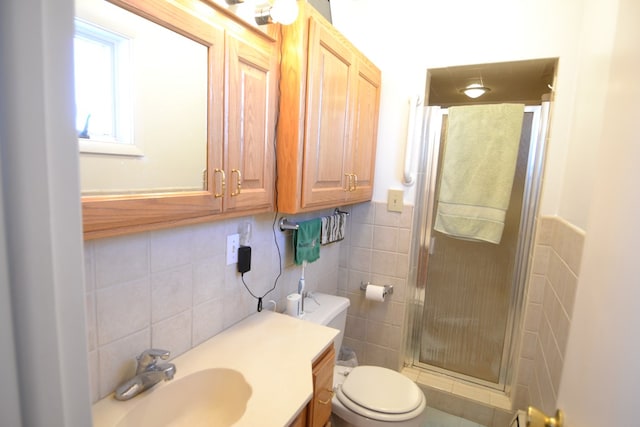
xmin=403 ymin=95 xmax=422 ymax=186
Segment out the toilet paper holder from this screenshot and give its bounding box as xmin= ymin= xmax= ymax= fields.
xmin=360 ymin=281 xmax=394 ymax=297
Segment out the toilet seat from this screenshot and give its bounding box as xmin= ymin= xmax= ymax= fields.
xmin=336 ymin=366 xmax=426 ymax=422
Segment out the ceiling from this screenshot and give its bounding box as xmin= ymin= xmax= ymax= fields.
xmin=427 ymin=58 xmax=557 ymax=107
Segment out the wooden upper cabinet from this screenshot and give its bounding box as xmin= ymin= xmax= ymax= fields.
xmin=348 ymin=57 xmax=381 ymax=203
xmin=225 ymin=30 xmax=277 ymax=214
xmin=277 ymin=2 xmax=381 ymax=214
xmin=302 ymin=17 xmax=355 ymax=209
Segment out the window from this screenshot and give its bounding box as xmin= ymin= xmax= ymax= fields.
xmin=74 ymin=19 xmax=138 ymax=155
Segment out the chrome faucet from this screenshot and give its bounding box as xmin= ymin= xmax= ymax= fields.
xmin=114 ymin=349 xmax=176 ymax=401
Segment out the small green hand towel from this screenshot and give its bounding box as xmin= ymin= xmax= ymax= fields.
xmin=294 ymin=218 xmax=321 ymax=265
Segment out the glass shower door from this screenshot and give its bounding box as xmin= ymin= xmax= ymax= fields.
xmin=415 ymin=107 xmax=538 ymax=387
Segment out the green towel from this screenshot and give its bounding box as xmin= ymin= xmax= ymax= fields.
xmin=294 ymin=218 xmax=321 ymax=265
xmin=435 ymin=103 xmax=524 ymax=244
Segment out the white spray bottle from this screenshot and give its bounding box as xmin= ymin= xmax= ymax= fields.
xmin=298 ymin=261 xmax=306 ymax=314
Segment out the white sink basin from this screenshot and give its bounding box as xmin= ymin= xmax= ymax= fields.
xmin=115 ymin=368 xmax=252 ymax=427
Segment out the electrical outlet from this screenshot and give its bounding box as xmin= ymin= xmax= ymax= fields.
xmin=387 ymin=189 xmax=404 ymax=212
xmin=226 ymin=234 xmax=239 ymax=265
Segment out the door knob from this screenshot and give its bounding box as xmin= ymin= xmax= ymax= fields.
xmin=527 ymin=407 xmax=564 ymax=427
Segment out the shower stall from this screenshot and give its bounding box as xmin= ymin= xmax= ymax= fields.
xmin=406 ymin=102 xmax=550 ymax=391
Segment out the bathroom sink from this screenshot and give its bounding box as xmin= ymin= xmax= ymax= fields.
xmin=115 ymin=368 xmax=252 ymax=427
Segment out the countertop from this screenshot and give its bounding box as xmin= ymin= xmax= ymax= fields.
xmin=92 ymin=310 xmax=338 ymax=427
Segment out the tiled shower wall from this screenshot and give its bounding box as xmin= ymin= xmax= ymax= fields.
xmin=338 ymin=201 xmax=413 ymax=370
xmin=513 ymin=216 xmax=584 ymax=415
xmin=84 ymin=210 xmax=341 ymax=403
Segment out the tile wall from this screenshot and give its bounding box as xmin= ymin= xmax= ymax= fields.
xmin=337 ymin=201 xmax=413 ymax=370
xmin=513 ymin=216 xmax=584 ymax=415
xmin=84 ymin=210 xmax=341 ymax=403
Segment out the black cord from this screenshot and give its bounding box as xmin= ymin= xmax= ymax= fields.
xmin=242 ymin=25 xmax=285 ymax=313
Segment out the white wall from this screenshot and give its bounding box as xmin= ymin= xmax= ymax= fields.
xmin=331 ymin=0 xmax=598 ymax=230
xmin=557 ymin=0 xmax=640 ymax=425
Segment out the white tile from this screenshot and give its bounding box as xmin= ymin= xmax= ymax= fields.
xmin=149 ymin=227 xmax=193 ymax=272
xmin=94 ymin=234 xmax=149 ymax=289
xmin=85 ymin=292 xmax=97 ymax=352
xmin=189 ymin=221 xmax=226 ymax=260
xmin=151 ymin=265 xmax=193 ymax=323
xmin=88 ymin=350 xmax=99 ymax=403
xmin=151 ymin=309 xmax=192 ymax=358
xmin=98 ymin=329 xmax=150 ymax=399
xmin=96 ymin=278 xmax=150 ymax=345
xmin=192 ymin=297 xmax=225 ymax=346
xmin=417 ymin=371 xmax=454 ymax=393
xmin=192 ymin=255 xmax=225 ymax=305
xmin=83 ymin=241 xmax=95 ymax=292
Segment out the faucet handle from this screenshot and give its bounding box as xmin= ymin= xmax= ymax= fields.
xmin=136 ymin=348 xmax=170 ymax=373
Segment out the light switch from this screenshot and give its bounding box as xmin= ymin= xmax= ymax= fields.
xmin=387 ymin=189 xmax=404 ymax=212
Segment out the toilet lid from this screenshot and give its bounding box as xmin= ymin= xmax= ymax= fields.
xmin=340 ymin=366 xmax=424 ymax=415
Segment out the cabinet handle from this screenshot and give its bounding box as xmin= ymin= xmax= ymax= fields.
xmin=351 ymin=174 xmax=358 ymax=192
xmin=343 ymin=173 xmax=351 ymax=192
xmin=317 ymin=388 xmax=334 ymax=405
xmin=214 ymin=168 xmax=225 ymax=198
xmin=230 ymin=169 xmax=242 ymax=196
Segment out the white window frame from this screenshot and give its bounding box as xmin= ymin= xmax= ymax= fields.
xmin=74 ymin=19 xmax=141 ymax=157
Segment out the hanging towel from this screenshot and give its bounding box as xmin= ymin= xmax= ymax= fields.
xmin=434 ymin=103 xmax=524 ymax=244
xmin=294 ymin=218 xmax=322 ymax=265
xmin=321 ymin=212 xmax=347 ymax=245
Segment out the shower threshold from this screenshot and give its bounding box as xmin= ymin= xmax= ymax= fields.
xmin=402 ymin=365 xmax=512 ymax=410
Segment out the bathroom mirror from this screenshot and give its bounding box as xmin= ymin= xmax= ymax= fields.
xmin=76 ymin=0 xmax=207 ymax=195
xmin=79 ymin=0 xmax=225 ymax=238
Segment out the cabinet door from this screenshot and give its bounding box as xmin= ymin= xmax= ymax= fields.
xmin=347 ymin=58 xmax=381 ymax=203
xmin=301 ymin=17 xmax=355 ymax=209
xmin=309 ymin=346 xmax=335 ymax=427
xmin=226 ymin=32 xmax=276 ymax=213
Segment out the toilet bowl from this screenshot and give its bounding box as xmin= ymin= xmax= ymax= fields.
xmin=301 ymin=293 xmax=427 ymax=427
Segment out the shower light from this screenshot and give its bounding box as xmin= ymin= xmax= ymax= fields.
xmin=255 ymin=0 xmax=299 ymax=25
xmin=461 ymin=83 xmax=491 ymax=99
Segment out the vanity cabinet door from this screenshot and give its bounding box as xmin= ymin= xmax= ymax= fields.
xmin=225 ymin=31 xmax=277 ymax=214
xmin=309 ymin=345 xmax=335 ymax=427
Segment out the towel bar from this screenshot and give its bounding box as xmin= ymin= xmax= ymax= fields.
xmin=279 ymin=217 xmax=299 ymax=231
xmin=279 ymin=209 xmax=349 ymax=232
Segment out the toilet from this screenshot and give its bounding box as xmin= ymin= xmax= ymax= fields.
xmin=302 ymin=292 xmax=427 ymax=427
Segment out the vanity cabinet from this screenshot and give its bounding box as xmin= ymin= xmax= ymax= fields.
xmin=308 ymin=344 xmax=336 ymax=427
xmin=81 ymin=0 xmax=278 ymax=239
xmin=277 ymin=2 xmax=381 ymax=213
xmin=289 ymin=344 xmax=335 ymax=427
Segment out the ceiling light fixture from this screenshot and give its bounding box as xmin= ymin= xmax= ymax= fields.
xmin=255 ymin=0 xmax=299 ymax=25
xmin=461 ymin=83 xmax=491 ymax=99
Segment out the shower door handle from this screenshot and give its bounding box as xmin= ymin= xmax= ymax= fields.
xmin=428 ymin=237 xmax=436 ymax=255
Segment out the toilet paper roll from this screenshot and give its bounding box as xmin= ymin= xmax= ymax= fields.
xmin=286 ymin=293 xmax=302 ymax=317
xmin=365 ymin=284 xmax=386 ymax=302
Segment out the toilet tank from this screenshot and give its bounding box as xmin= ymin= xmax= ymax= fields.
xmin=302 ymin=292 xmax=350 ymax=356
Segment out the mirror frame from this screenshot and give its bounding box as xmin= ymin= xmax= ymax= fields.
xmin=81 ymin=0 xmax=224 ymax=239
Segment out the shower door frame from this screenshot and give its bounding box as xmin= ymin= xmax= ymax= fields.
xmin=406 ymin=103 xmax=550 ymax=391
